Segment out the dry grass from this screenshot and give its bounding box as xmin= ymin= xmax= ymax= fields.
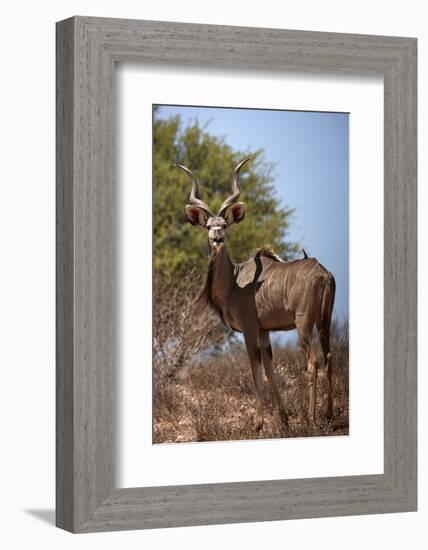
xmin=153 ymin=269 xmax=228 ymax=379
xmin=153 ymin=335 xmax=349 ymax=444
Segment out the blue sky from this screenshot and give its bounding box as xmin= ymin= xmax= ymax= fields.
xmin=157 ymin=105 xmax=349 ymax=323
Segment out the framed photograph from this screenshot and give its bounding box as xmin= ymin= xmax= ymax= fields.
xmin=56 ymin=16 xmax=417 ymax=533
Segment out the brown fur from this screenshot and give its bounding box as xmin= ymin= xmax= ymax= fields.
xmin=197 ymin=246 xmax=282 ymax=325
xmin=195 ymin=257 xmax=226 ymax=325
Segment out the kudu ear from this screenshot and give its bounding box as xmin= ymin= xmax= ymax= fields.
xmin=224 ymin=202 xmax=245 ymax=225
xmin=185 ymin=205 xmax=209 ymax=227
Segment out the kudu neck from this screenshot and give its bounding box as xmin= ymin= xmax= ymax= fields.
xmin=210 ymin=245 xmax=237 ymax=299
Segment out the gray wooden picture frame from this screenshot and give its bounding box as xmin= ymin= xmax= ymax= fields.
xmin=56 ymin=16 xmax=417 ymax=533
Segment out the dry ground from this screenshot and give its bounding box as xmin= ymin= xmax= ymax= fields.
xmin=153 ymin=338 xmax=349 ymax=444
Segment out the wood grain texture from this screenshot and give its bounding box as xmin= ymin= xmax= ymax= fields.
xmin=56 ymin=18 xmax=75 ymax=531
xmin=56 ymin=16 xmax=417 ymax=533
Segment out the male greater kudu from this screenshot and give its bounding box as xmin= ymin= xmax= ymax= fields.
xmin=177 ymin=158 xmax=336 ymax=431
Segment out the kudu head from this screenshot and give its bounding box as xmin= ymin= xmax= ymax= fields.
xmin=176 ymin=158 xmax=250 ymax=255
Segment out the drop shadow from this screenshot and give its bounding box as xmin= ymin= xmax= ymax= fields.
xmin=25 ymin=508 xmax=55 ymax=526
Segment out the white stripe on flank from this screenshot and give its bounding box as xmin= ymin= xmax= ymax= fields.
xmin=289 ymin=262 xmax=306 ymax=304
xmin=266 ymin=264 xmax=282 ymax=310
xmin=306 ymin=262 xmax=319 ymax=286
xmin=282 ymin=269 xmax=289 ymax=311
xmin=295 ymin=261 xmax=307 ymax=280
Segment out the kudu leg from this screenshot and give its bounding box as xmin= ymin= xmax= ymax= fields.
xmin=326 ymin=353 xmax=333 ymax=419
xmin=243 ymin=331 xmax=264 ymax=431
xmin=308 ymin=350 xmax=318 ymax=424
xmin=296 ymin=319 xmax=319 ymax=424
xmin=259 ymin=331 xmax=288 ymax=427
xmin=318 ymin=327 xmax=333 ymax=419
